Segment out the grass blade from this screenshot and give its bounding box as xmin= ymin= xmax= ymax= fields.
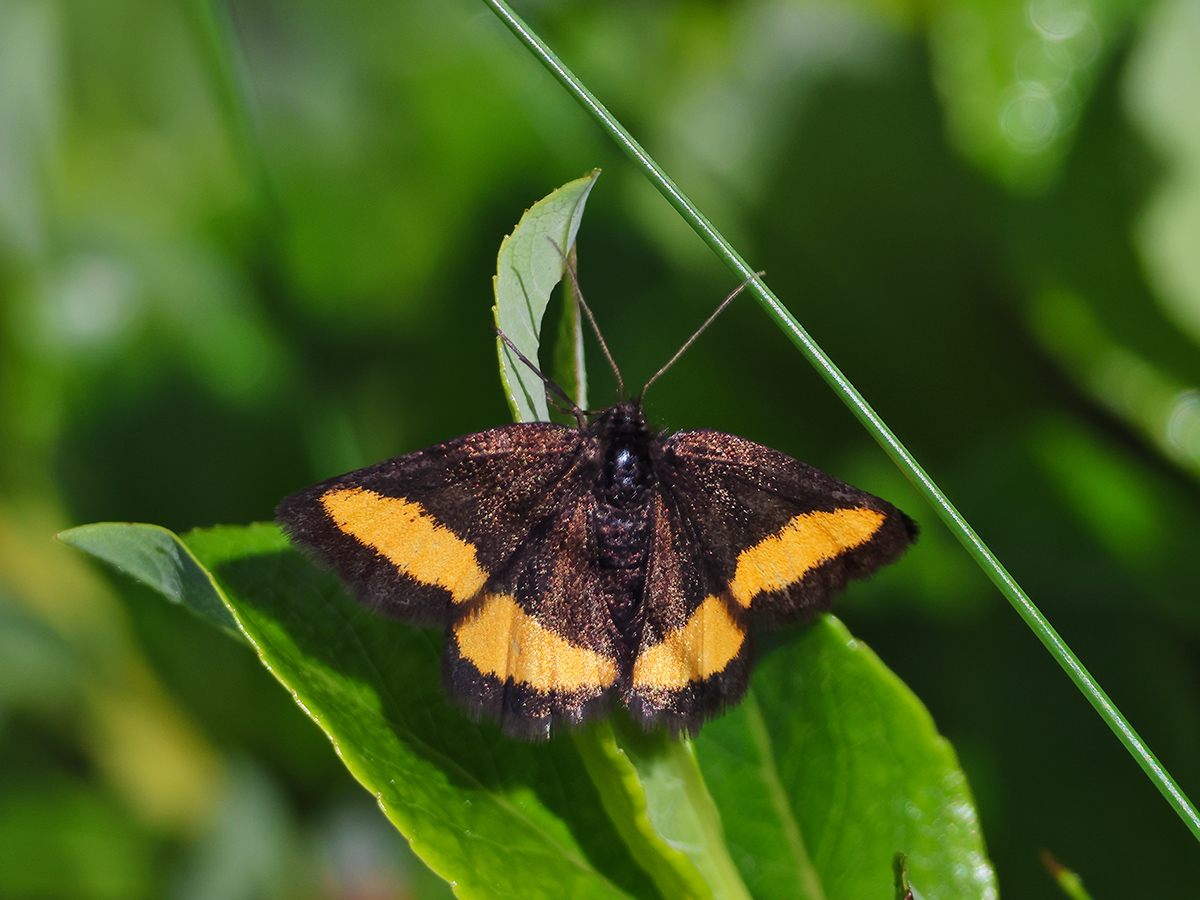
xmin=478 ymin=0 xmax=1200 ymax=844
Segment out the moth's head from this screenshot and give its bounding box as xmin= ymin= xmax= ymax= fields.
xmin=588 ymin=401 xmax=648 ymax=439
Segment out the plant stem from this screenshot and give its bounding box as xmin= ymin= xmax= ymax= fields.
xmin=480 ymin=0 xmax=1200 ymax=844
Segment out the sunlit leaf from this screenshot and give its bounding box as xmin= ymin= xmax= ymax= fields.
xmin=697 ymin=618 xmax=996 ymax=900
xmin=494 ymin=169 xmax=600 ymax=422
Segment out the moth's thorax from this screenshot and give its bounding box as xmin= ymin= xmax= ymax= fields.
xmin=590 ymin=402 xmax=655 ymax=509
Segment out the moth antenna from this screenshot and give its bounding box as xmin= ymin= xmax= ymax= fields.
xmin=550 ymin=238 xmax=625 ymax=399
xmin=496 ymin=327 xmax=585 ymax=426
xmin=639 ymin=272 xmax=766 ymax=401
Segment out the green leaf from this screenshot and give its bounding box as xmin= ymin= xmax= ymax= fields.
xmin=62 ymin=521 xmax=658 ymax=900
xmin=551 ymin=243 xmax=588 ymax=412
xmin=57 ymin=522 xmax=244 ymax=643
xmin=575 ymin=721 xmax=751 ymax=900
xmin=493 ymin=169 xmax=600 ymax=422
xmin=61 ymin=519 xmax=994 ymax=900
xmin=696 ymin=617 xmax=996 ymax=900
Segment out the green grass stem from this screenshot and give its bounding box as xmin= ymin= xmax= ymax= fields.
xmin=480 ymin=0 xmax=1200 ymax=844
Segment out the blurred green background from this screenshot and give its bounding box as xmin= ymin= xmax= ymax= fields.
xmin=2 ymin=0 xmax=1200 ymax=896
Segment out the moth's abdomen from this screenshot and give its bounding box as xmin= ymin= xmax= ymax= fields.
xmin=595 ymin=507 xmax=650 ymax=568
xmin=589 ymin=506 xmax=648 ymax=660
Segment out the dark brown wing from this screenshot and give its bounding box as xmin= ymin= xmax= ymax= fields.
xmin=276 ymin=423 xmax=589 ymax=628
xmin=652 ymin=429 xmax=916 ymax=627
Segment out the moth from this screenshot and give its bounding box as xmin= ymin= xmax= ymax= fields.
xmin=278 ymin=278 xmax=916 ymax=739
